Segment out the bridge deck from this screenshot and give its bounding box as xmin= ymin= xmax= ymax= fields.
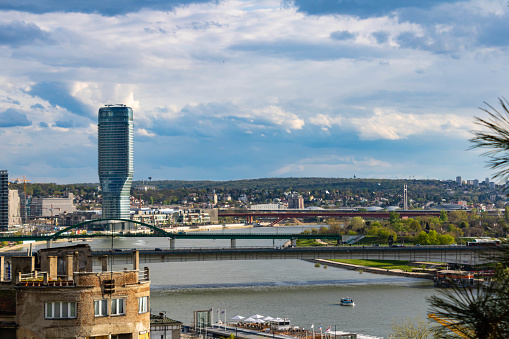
xmin=86 ymin=245 xmax=492 ymax=265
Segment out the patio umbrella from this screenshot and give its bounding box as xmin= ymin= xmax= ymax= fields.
xmin=272 ymin=317 xmax=285 ymax=322
xmin=244 ymin=317 xmax=256 ymax=323
xmin=231 ymin=315 xmax=245 ymax=320
xmin=263 ymin=316 xmax=274 ymax=321
xmin=254 ymin=319 xmax=265 ymax=324
xmin=250 ymin=314 xmax=265 ymax=319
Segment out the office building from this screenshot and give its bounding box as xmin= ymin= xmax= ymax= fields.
xmin=0 ymin=170 xmax=8 ymax=230
xmin=98 ymin=105 xmax=134 ymax=219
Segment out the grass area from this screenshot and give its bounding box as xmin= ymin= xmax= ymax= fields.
xmin=330 ymin=259 xmax=416 ymax=271
xmin=297 ymin=239 xmax=326 ymax=246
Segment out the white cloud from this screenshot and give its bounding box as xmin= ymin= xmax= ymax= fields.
xmin=309 ymin=109 xmax=473 ymax=140
xmin=273 ymin=155 xmax=392 ymax=177
xmin=252 ymin=105 xmax=304 ymax=132
xmin=0 ymin=0 xmax=504 ymax=182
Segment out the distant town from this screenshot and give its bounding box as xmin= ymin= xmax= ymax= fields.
xmin=2 ymin=174 xmax=508 ymax=241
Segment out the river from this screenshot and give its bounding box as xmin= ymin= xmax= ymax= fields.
xmin=36 ymin=225 xmax=439 ymax=337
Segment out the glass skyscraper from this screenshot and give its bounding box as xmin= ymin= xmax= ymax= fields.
xmin=98 ymin=105 xmax=133 ymax=219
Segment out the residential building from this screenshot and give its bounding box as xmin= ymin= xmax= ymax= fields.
xmin=98 ymin=104 xmax=134 ymax=219
xmin=250 ymin=203 xmax=287 ymax=210
xmin=0 ymin=170 xmax=7 ymax=231
xmin=207 ymin=193 xmax=218 ymax=204
xmin=0 ymin=244 xmax=151 ymax=339
xmin=456 ymin=176 xmax=462 ymax=185
xmin=57 ymin=211 xmax=101 ymax=227
xmin=174 ymin=209 xmax=218 ymax=225
xmin=287 ymin=193 xmax=304 ymax=209
xmin=8 ymin=189 xmax=21 ymax=226
xmin=18 ymin=191 xmax=28 ymax=224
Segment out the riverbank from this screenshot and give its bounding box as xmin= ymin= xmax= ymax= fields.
xmin=0 ymin=238 xmax=78 ymax=253
xmin=306 ymin=258 xmax=435 ymax=280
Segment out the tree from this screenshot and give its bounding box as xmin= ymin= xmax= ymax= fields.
xmin=440 ymin=210 xmax=448 ymax=223
xmin=428 ymin=245 xmax=509 ymax=338
xmin=470 ymin=98 xmax=509 ymax=182
xmin=388 ymin=317 xmax=434 ymax=339
xmin=428 ymin=98 xmax=509 ymax=337
xmin=389 ymin=211 xmax=400 ymax=224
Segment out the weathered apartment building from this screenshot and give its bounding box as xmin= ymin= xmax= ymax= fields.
xmin=0 ymin=244 xmax=151 ymax=339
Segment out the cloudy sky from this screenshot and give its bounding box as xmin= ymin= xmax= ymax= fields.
xmin=0 ymin=0 xmax=507 ymax=184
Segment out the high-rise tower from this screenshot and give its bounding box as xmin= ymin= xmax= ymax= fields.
xmin=98 ymin=105 xmax=133 ymax=219
xmin=0 ymin=170 xmax=7 ymax=230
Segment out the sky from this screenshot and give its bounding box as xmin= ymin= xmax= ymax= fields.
xmin=0 ymin=0 xmax=508 ymax=184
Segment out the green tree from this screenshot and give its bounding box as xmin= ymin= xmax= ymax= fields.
xmin=440 ymin=210 xmax=448 ymax=223
xmin=389 ymin=211 xmax=400 ymax=224
xmin=428 ymin=244 xmax=509 ymax=338
xmin=428 ymin=98 xmax=509 ymax=338
xmin=470 ymin=98 xmax=509 ymax=181
xmin=388 ymin=317 xmax=434 ymax=339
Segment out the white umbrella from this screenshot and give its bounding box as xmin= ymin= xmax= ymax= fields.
xmin=272 ymin=317 xmax=285 ymax=322
xmin=250 ymin=314 xmax=265 ymax=319
xmin=231 ymin=315 xmax=245 ymax=320
xmin=244 ymin=317 xmax=256 ymax=323
xmin=263 ymin=316 xmax=274 ymax=321
xmin=254 ymin=319 xmax=265 ymax=324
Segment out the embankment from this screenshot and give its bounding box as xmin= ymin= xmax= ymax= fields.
xmin=305 ymin=259 xmax=435 ymax=280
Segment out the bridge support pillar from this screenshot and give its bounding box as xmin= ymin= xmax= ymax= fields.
xmin=101 ymin=255 xmax=108 ymax=272
xmin=231 ymin=239 xmax=237 ymax=249
xmin=170 ymin=238 xmax=176 ymax=250
xmin=133 ymin=251 xmax=139 ymax=271
xmin=46 ymin=239 xmax=52 ymax=248
xmin=291 ymin=238 xmax=296 ymax=248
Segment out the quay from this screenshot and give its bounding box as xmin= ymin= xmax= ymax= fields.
xmin=183 ymin=323 xmax=384 ymax=339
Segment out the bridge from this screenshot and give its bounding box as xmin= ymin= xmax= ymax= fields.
xmin=88 ymin=245 xmax=493 ymax=266
xmin=218 ymin=211 xmax=442 ymax=225
xmin=0 ymin=245 xmax=492 ymax=265
xmin=0 ymin=218 xmax=343 ymax=249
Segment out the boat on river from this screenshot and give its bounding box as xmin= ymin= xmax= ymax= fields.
xmin=340 ymin=297 xmax=355 ymax=306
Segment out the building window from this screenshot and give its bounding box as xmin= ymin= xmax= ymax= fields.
xmin=138 ymin=296 xmax=149 ymax=314
xmin=94 ymin=299 xmax=108 ymax=317
xmin=45 ymin=301 xmax=77 ymax=319
xmin=111 ymin=298 xmax=125 ymax=316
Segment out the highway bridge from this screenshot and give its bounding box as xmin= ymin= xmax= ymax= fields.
xmin=89 ymin=245 xmax=494 ymax=265
xmin=218 ymin=211 xmax=442 ymax=225
xmin=0 ymin=245 xmax=489 ymax=266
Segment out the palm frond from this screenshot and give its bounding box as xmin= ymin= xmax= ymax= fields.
xmin=469 ymin=98 xmax=509 ymax=181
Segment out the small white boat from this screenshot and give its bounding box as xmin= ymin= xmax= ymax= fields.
xmin=340 ymin=297 xmax=355 ymax=306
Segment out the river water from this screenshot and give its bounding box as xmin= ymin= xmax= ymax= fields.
xmin=36 ymin=225 xmax=439 ymax=337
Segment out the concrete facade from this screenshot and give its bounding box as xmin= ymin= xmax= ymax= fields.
xmin=287 ymin=193 xmax=304 ymax=209
xmin=8 ymin=189 xmax=21 ymax=226
xmin=0 ymin=244 xmax=151 ymax=339
xmin=30 ymin=192 xmax=76 ymax=218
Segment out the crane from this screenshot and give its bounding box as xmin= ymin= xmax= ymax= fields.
xmin=12 ymin=176 xmax=29 ymax=193
xmin=428 ymin=313 xmax=471 ymax=338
